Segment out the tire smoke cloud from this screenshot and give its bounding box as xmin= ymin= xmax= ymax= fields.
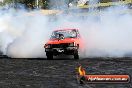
xmin=0 ymin=5 xmax=132 ymax=58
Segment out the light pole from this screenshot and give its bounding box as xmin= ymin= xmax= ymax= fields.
xmin=13 ymin=0 xmax=16 ymax=8
xmin=36 ymin=0 xmax=39 ymax=8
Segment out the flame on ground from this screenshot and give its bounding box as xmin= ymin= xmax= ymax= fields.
xmin=78 ymin=66 xmax=86 ymax=76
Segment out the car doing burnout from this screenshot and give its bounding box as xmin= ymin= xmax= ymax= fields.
xmin=44 ymin=28 xmax=84 ymax=59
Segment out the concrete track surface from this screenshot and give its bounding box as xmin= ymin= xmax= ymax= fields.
xmin=0 ymin=55 xmax=131 ymax=88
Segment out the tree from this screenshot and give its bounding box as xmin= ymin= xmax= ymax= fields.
xmin=0 ymin=0 xmax=50 ymax=9
xmin=18 ymin=0 xmax=49 ymax=9
xmin=40 ymin=0 xmax=49 ymax=9
xmin=21 ymin=0 xmax=35 ymax=9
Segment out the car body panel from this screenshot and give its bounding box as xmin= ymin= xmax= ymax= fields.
xmin=44 ymin=28 xmax=85 ymax=59
xmin=47 ymin=38 xmax=80 ymax=44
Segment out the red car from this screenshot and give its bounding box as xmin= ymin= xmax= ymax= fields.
xmin=44 ymin=28 xmax=84 ymax=59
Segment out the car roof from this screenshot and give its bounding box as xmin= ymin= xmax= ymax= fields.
xmin=54 ymin=28 xmax=79 ymax=32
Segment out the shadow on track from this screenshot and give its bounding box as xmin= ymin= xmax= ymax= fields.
xmin=0 ymin=53 xmax=132 ymax=61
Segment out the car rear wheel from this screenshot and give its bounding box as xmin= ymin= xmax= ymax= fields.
xmin=46 ymin=52 xmax=53 ymax=60
xmin=74 ymin=50 xmax=79 ymax=60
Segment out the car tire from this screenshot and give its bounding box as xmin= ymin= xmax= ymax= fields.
xmin=46 ymin=52 xmax=53 ymax=60
xmin=74 ymin=50 xmax=79 ymax=60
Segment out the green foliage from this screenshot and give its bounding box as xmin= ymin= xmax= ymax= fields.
xmin=0 ymin=0 xmax=13 ymax=6
xmin=100 ymin=0 xmax=112 ymax=3
xmin=0 ymin=0 xmax=49 ymax=9
xmin=40 ymin=0 xmax=49 ymax=9
xmin=1 ymin=0 xmax=124 ymax=9
xmin=18 ymin=0 xmax=35 ymax=9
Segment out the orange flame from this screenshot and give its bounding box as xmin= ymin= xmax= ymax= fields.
xmin=78 ymin=66 xmax=86 ymax=76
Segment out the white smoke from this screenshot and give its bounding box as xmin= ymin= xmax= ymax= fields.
xmin=0 ymin=9 xmax=52 ymax=58
xmin=0 ymin=5 xmax=132 ymax=58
